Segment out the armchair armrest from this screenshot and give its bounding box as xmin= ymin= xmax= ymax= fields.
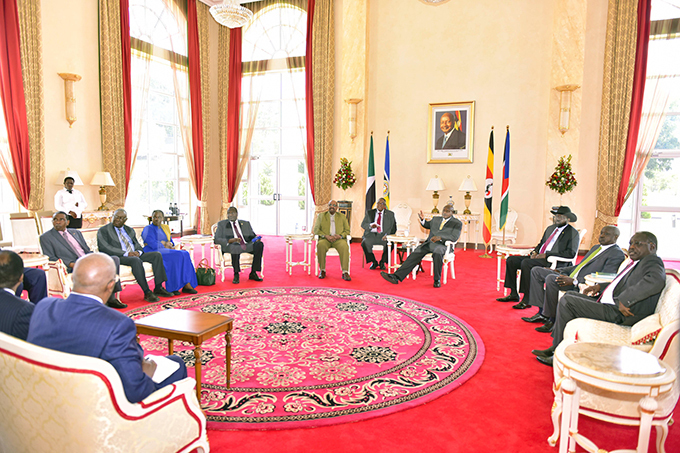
xmin=547 ymin=255 xmax=576 ymax=269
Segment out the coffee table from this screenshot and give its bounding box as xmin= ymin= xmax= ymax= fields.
xmin=135 ymin=309 xmax=234 ymax=403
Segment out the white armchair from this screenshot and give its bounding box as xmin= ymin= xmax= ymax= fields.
xmin=490 ymin=208 xmax=518 ymax=250
xmin=412 ymin=240 xmax=457 ymax=284
xmin=315 ymin=235 xmax=352 ymax=276
xmin=393 ymin=203 xmax=413 ymax=236
xmin=547 ymin=228 xmax=588 ymax=269
xmin=210 ymin=223 xmax=264 ymax=282
xmin=0 ymin=332 xmax=209 ymax=453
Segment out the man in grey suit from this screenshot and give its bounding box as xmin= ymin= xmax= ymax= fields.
xmin=361 ymin=198 xmax=397 ymax=270
xmin=380 ymin=204 xmax=462 ymax=288
xmin=532 ymin=231 xmax=666 ymax=366
xmin=213 ymin=206 xmax=264 ymax=284
xmin=40 ymin=212 xmax=126 ymax=309
xmin=521 ymin=226 xmax=626 ymax=332
xmin=0 ymin=250 xmax=34 ymax=340
xmin=97 ymin=209 xmax=171 ymax=303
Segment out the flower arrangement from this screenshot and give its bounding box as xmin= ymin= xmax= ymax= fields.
xmin=546 ymin=154 xmax=577 ymax=195
xmin=333 ymin=157 xmax=356 ymax=191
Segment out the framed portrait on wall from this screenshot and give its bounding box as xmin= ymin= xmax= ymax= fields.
xmin=427 ymin=101 xmax=475 ymax=163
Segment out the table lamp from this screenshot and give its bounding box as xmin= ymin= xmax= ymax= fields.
xmin=54 ymin=169 xmax=84 ymax=186
xmin=426 ymin=176 xmax=446 ymax=214
xmin=458 ymin=175 xmax=478 ymax=215
xmin=90 ymin=172 xmax=116 ymax=211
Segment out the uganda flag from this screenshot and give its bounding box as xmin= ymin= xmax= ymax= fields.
xmin=365 ymin=134 xmax=376 ymax=214
xmin=482 ymin=129 xmax=494 ymax=247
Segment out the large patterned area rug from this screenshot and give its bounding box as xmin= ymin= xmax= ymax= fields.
xmin=128 ymin=287 xmax=485 ymax=430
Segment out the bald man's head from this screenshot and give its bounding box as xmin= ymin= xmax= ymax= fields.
xmin=72 ymin=253 xmax=117 ymax=299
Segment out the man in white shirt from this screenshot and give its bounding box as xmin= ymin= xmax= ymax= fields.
xmin=54 ymin=176 xmax=87 ymax=229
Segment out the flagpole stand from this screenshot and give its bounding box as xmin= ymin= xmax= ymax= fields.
xmin=480 ymin=243 xmax=492 ymax=258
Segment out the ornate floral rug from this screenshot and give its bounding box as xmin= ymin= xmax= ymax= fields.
xmin=128 ymin=287 xmax=485 ymax=430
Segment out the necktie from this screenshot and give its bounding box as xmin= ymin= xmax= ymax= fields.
xmin=116 ymin=228 xmax=135 ymax=254
xmin=233 ymin=221 xmax=246 ymax=250
xmin=598 ymin=260 xmax=636 ymax=304
xmin=569 ymin=246 xmax=601 ymax=279
xmin=377 ymin=211 xmax=382 ymax=233
xmin=440 ymin=217 xmax=448 ymax=228
xmin=61 ymin=230 xmax=85 ymax=257
xmin=539 ymin=228 xmax=559 ymax=254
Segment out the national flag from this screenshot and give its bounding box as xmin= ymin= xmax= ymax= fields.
xmin=382 ymin=134 xmax=390 ymax=208
xmin=482 ymin=129 xmax=494 ymax=247
xmin=499 ymin=128 xmax=511 ymax=231
xmin=365 ymin=135 xmax=376 ymax=213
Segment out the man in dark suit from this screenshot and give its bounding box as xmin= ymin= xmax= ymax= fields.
xmin=213 ymin=207 xmax=264 ymax=284
xmin=532 ymin=231 xmax=666 ymax=366
xmin=435 ymin=112 xmax=466 ymax=150
xmin=497 ymin=206 xmax=580 ymax=306
xmin=380 ymin=204 xmax=462 ymax=288
xmin=0 ymin=250 xmax=34 ymax=340
xmin=521 ymin=226 xmax=626 ymax=331
xmin=40 ymin=211 xmax=126 ymax=309
xmin=97 ymin=209 xmax=171 ymax=303
xmin=361 ymin=198 xmax=397 ymax=270
xmin=27 ymin=253 xmax=187 ymax=403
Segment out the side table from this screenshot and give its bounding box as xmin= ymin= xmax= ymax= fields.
xmin=496 ymin=244 xmax=534 ymax=293
xmin=285 ymin=234 xmax=313 ymax=276
xmin=20 ymin=253 xmax=50 ymax=297
xmin=552 ymin=342 xmax=676 ymax=453
xmin=385 ymin=235 xmax=418 ymax=275
xmin=178 ymin=234 xmax=214 ymax=268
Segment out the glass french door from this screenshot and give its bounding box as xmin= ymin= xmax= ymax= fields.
xmin=242 ymin=155 xmax=311 ymax=236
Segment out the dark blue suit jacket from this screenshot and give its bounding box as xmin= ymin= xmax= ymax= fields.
xmin=27 ymin=294 xmax=158 ymax=403
xmin=0 ymin=289 xmax=34 ymax=340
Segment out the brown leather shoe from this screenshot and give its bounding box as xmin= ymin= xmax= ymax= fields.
xmin=342 ymin=272 xmax=351 ymax=281
xmin=318 ymin=270 xmax=326 ymax=279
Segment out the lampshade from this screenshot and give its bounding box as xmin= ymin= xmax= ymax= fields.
xmin=210 ymin=0 xmax=253 ymax=28
xmin=426 ymin=177 xmax=446 ymax=191
xmin=90 ymin=172 xmax=116 ymax=187
xmin=458 ymin=175 xmax=478 ymax=192
xmin=55 ymin=169 xmax=83 ymax=186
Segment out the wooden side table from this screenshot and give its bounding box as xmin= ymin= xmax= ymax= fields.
xmin=495 ymin=244 xmax=534 ymax=293
xmin=284 ymin=233 xmax=313 ymax=276
xmin=178 ymin=234 xmax=214 ymax=268
xmin=553 ymin=342 xmax=676 ymax=453
xmin=135 ymin=309 xmax=234 ymax=403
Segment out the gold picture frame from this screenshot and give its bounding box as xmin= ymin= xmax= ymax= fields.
xmin=427 ymin=101 xmax=475 ymax=163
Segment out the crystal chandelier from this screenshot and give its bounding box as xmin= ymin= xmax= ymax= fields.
xmin=210 ymin=0 xmax=253 ymax=28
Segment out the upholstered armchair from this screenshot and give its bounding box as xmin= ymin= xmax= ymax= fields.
xmin=412 ymin=240 xmax=457 ymax=284
xmin=0 ymin=332 xmax=209 ymax=453
xmin=210 ymin=223 xmax=264 ymax=282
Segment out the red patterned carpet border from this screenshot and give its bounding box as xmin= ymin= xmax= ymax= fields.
xmin=127 ymin=287 xmax=485 ymax=430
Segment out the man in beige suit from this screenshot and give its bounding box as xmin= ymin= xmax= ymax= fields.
xmin=314 ymin=200 xmax=351 ymax=281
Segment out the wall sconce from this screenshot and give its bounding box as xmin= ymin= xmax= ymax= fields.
xmin=90 ymin=171 xmax=116 ymax=211
xmin=458 ymin=175 xmax=478 ymax=215
xmin=58 ymin=73 xmax=82 ymax=128
xmin=426 ymin=176 xmax=446 ymax=214
xmin=345 ymin=98 xmax=362 ymax=142
xmin=555 ymin=84 xmax=579 ymax=134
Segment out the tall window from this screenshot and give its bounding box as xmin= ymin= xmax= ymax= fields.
xmin=125 ymin=0 xmax=195 ymax=228
xmin=618 ymin=2 xmax=680 ymax=259
xmin=236 ymin=1 xmax=311 ymax=235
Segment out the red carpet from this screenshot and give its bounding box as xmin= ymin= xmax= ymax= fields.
xmin=120 ymin=236 xmax=679 ymax=452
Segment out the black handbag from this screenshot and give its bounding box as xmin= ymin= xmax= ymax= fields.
xmin=196 ymin=259 xmax=216 ymax=286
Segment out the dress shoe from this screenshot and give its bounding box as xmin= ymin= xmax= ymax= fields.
xmin=535 ymin=321 xmax=554 ymax=333
xmin=342 ymin=272 xmax=352 ymax=282
xmin=172 ymin=291 xmax=182 ymax=296
xmin=512 ymin=301 xmax=531 ymax=309
xmin=537 ymin=355 xmax=554 ymax=367
xmin=496 ymin=295 xmax=520 ymax=302
xmin=143 ymin=291 xmax=160 ymax=303
xmin=522 ymin=313 xmax=548 ymax=323
xmin=106 ymin=298 xmax=127 ymax=309
xmin=318 ymin=270 xmax=326 ymax=279
xmin=249 ymin=272 xmax=263 ymax=282
xmin=232 ymin=273 xmax=240 ymax=284
xmin=531 ymin=346 xmax=555 ymax=358
xmin=154 ymin=287 xmax=173 ymax=298
xmin=369 ymin=261 xmax=379 ymax=270
xmin=182 ymin=287 xmax=198 ymax=294
xmin=380 ymin=271 xmax=399 ymax=284
xmin=379 ymin=262 xmax=386 ymax=271
xmin=433 ymin=280 xmax=441 ymax=288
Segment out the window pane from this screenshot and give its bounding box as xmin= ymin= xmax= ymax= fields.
xmin=249 ymin=129 xmax=280 ymax=156
xmin=639 ymin=211 xmax=680 ymax=258
xmin=148 ymin=92 xmax=174 ymax=123
xmin=281 ymin=128 xmax=305 ymax=156
xmin=641 ymin=157 xmax=680 ymax=207
xmin=254 ymin=101 xmax=280 ymax=129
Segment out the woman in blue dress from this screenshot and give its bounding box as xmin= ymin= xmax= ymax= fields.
xmin=142 ymin=210 xmax=198 ymax=295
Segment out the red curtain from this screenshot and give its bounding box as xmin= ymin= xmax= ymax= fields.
xmin=0 ymin=0 xmax=31 ymax=207
xmin=305 ymin=0 xmax=316 ymax=203
xmin=226 ymin=28 xmax=242 ymax=203
xmin=615 ymin=0 xmax=651 ymax=215
xmin=119 ymin=0 xmax=133 ymax=198
xmin=187 ymin=0 xmax=205 ymax=230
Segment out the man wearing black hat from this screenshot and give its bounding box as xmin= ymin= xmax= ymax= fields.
xmin=496 ymin=206 xmax=580 ymax=306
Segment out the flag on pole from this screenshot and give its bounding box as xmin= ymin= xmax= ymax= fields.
xmin=382 ymin=134 xmax=390 ymax=208
xmin=365 ymin=134 xmax=376 ymax=213
xmin=499 ymin=127 xmax=510 ymax=230
xmin=482 ymin=128 xmax=494 ymax=248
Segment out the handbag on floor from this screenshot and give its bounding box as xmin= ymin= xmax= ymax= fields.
xmin=196 ymin=259 xmax=216 ymax=286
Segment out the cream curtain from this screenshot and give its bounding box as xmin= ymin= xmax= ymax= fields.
xmin=17 ymin=0 xmax=45 ymax=211
xmin=99 ymin=0 xmax=127 ymax=208
xmin=592 ymin=0 xmax=639 ymax=246
xmin=196 ymin=1 xmax=211 ymax=233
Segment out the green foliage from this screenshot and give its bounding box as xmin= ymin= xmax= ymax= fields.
xmin=654 ymin=116 xmax=680 ymax=150
xmin=546 ymin=155 xmax=577 ymax=195
xmin=259 ymin=161 xmax=275 ymax=206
